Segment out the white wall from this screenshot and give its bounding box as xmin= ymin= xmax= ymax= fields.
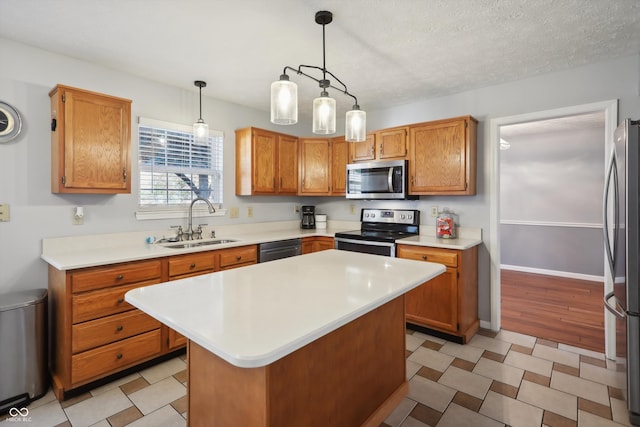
xmin=2 ymin=36 xmax=639 ymax=325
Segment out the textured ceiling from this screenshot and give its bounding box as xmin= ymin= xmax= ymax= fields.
xmin=1 ymin=0 xmax=639 ymax=121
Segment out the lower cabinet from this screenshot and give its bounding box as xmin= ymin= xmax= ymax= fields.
xmin=302 ymin=236 xmax=334 ymax=254
xmin=397 ymin=244 xmax=479 ymax=343
xmin=48 ymin=244 xmax=258 ymax=400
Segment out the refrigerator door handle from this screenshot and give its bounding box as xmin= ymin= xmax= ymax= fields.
xmin=604 ymin=291 xmax=627 ymax=319
xmin=603 ymin=147 xmax=618 ymax=275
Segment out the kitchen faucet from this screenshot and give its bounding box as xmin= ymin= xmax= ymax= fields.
xmin=184 ymin=197 xmax=216 ymax=240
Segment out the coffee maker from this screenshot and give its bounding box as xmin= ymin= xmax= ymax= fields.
xmin=301 ymin=206 xmax=316 ymax=229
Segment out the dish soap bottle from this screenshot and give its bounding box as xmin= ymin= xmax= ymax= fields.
xmin=436 ymin=208 xmax=458 ymax=239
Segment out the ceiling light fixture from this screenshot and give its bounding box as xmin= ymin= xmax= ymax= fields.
xmin=270 ymin=10 xmax=366 ymax=142
xmin=193 ymin=80 xmax=209 ymax=145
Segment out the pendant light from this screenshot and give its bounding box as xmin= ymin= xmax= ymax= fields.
xmin=270 ymin=11 xmax=366 ymax=141
xmin=193 ymin=80 xmax=209 ymax=145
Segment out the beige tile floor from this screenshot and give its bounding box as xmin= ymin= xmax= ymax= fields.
xmin=0 ymin=329 xmax=632 ymax=427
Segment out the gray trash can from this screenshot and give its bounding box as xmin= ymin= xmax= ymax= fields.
xmin=0 ymin=289 xmax=48 ymax=413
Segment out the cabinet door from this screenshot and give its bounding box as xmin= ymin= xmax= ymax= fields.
xmin=252 ymin=129 xmax=278 ymax=194
xmin=405 ymin=268 xmax=458 ymax=333
xmin=409 ymin=118 xmax=475 ymax=195
xmin=299 ymin=138 xmax=331 ymax=195
xmin=54 ymin=86 xmax=131 ymax=193
xmin=331 ymin=137 xmax=349 ymax=195
xmin=376 ymin=127 xmax=408 ymax=160
xmin=278 ymin=134 xmax=298 ymax=194
xmin=350 ymin=133 xmax=376 ymax=162
xmin=312 ymin=237 xmax=334 ymax=252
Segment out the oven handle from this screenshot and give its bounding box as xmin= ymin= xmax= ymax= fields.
xmin=334 ymin=237 xmax=395 ymax=248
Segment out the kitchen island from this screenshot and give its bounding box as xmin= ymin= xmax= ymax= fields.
xmin=125 ymin=249 xmax=445 ymax=427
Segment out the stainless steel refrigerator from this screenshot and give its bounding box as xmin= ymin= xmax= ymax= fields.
xmin=604 ymin=118 xmax=640 ymax=425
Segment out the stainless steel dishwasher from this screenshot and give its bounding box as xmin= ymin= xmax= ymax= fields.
xmin=258 ymin=238 xmax=302 ymax=263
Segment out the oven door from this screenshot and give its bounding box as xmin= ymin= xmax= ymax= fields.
xmin=334 ymin=237 xmax=395 ymax=257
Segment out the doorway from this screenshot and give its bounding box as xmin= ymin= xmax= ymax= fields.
xmin=488 ymin=100 xmax=618 ymax=358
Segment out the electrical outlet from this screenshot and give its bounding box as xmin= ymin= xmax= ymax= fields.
xmin=247 ymin=206 xmax=253 ymax=218
xmin=349 ymin=204 xmax=356 ymax=215
xmin=229 ymin=207 xmax=239 ymax=219
xmin=0 ymin=204 xmax=9 ymax=222
xmin=431 ymin=206 xmax=439 ymax=217
xmin=72 ymin=206 xmax=84 ymax=225
xmin=294 ymin=204 xmax=301 ymax=214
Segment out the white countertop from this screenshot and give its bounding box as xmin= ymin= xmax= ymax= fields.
xmin=41 ymin=221 xmax=482 ymax=270
xmin=125 ymin=249 xmax=445 ymax=368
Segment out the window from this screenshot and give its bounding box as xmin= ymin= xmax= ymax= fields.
xmin=137 ymin=117 xmax=223 ymax=212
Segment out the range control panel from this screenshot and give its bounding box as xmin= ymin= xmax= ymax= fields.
xmin=360 ymin=209 xmax=420 ymax=225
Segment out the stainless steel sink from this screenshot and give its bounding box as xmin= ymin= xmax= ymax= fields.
xmin=162 ymin=239 xmax=237 ymax=249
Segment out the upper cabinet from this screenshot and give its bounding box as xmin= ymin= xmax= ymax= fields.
xmin=298 ymin=137 xmax=348 ymax=196
xmin=408 ymin=116 xmax=477 ymax=196
xmin=235 ymin=127 xmax=298 ymax=195
xmin=376 ymin=126 xmax=409 ymax=160
xmin=49 ymin=85 xmax=132 ymax=194
xmin=350 ymin=133 xmax=376 ymax=162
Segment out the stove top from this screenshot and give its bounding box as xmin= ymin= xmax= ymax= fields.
xmin=334 ymin=208 xmax=420 ymax=243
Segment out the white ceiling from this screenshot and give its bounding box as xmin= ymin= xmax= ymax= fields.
xmin=1 ymin=0 xmax=639 ymax=121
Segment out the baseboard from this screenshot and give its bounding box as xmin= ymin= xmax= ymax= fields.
xmin=500 ymin=264 xmax=603 ymax=283
xmin=479 ymin=320 xmax=493 ymax=331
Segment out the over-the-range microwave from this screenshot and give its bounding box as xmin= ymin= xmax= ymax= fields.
xmin=346 ymin=159 xmax=416 ymax=200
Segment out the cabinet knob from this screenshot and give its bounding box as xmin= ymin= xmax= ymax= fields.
xmin=116 ymin=274 xmax=124 ymax=280
xmin=236 ymin=256 xmax=242 ymax=261
xmin=116 ymin=325 xmax=123 ymax=332
xmin=116 ymin=353 xmax=123 ymax=360
xmin=190 ymin=263 xmax=196 ymax=269
xmin=421 ymin=255 xmax=427 ymax=260
xmin=117 ymin=297 xmax=124 ymax=304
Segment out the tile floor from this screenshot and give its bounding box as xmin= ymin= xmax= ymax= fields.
xmin=0 ymin=329 xmax=632 ymax=427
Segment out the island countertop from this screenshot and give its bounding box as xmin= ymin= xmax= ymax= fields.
xmin=125 ymin=249 xmax=445 ymax=368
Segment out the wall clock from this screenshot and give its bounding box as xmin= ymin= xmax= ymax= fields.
xmin=0 ymin=100 xmax=23 ymax=143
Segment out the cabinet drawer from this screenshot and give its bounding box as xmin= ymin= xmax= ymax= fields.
xmin=72 ymin=309 xmax=161 ymax=353
xmin=397 ymin=245 xmax=458 ymax=267
xmin=72 ymin=280 xmax=159 ymax=323
xmin=71 ymin=329 xmax=161 ymax=385
xmin=168 ymin=251 xmax=216 ymax=277
xmin=219 ymin=245 xmax=257 ymax=269
xmin=71 ymin=260 xmax=162 ymax=293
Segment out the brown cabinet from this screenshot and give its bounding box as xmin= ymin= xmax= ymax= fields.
xmin=408 ymin=116 xmax=477 ymax=195
xmin=350 ymin=133 xmax=376 ymax=162
xmin=48 ymin=259 xmax=163 ymax=399
xmin=397 ymin=244 xmax=479 ymax=343
xmin=299 ymin=137 xmax=348 ymax=196
xmin=301 ymin=236 xmax=334 ymax=254
xmin=376 ymin=126 xmax=409 ymax=160
xmin=49 ymin=85 xmax=131 ymax=194
xmin=235 ymin=127 xmax=298 ymax=195
xmin=218 ymin=245 xmax=258 ymax=270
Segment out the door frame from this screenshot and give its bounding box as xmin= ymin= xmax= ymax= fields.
xmin=487 ymin=99 xmax=618 ymax=358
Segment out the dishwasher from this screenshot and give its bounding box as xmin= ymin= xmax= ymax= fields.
xmin=258 ymin=238 xmax=302 ymax=263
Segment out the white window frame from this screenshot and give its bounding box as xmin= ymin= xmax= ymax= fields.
xmin=135 ymin=117 xmax=226 ymax=220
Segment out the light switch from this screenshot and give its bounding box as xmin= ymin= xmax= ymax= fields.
xmin=0 ymin=204 xmax=9 ymax=222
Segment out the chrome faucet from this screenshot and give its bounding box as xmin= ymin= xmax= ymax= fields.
xmin=185 ymin=197 xmax=216 ymax=240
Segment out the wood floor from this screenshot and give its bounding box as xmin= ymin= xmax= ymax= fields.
xmin=501 ymin=269 xmax=605 ymax=353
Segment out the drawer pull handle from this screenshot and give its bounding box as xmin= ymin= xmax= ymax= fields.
xmin=116 ymin=325 xmax=123 ymax=332
xmin=116 ymin=353 xmax=123 ymax=360
xmin=236 ymin=256 xmax=242 ymax=261
xmin=117 ymin=297 xmax=124 ymax=304
xmin=422 ymin=255 xmax=427 ymax=260
xmin=116 ymin=274 xmax=124 ymax=280
xmin=190 ymin=263 xmax=196 ymax=269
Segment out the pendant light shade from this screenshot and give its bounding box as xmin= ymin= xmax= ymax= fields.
xmin=193 ymin=80 xmax=209 ymax=145
xmin=312 ymin=91 xmax=336 ymax=134
xmin=271 ymin=74 xmax=298 ymax=125
xmin=345 ymin=106 xmax=366 ymax=142
xmin=270 ymin=10 xmax=366 ymax=141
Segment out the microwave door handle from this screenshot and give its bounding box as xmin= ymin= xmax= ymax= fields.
xmin=388 ymin=167 xmax=394 ymax=192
